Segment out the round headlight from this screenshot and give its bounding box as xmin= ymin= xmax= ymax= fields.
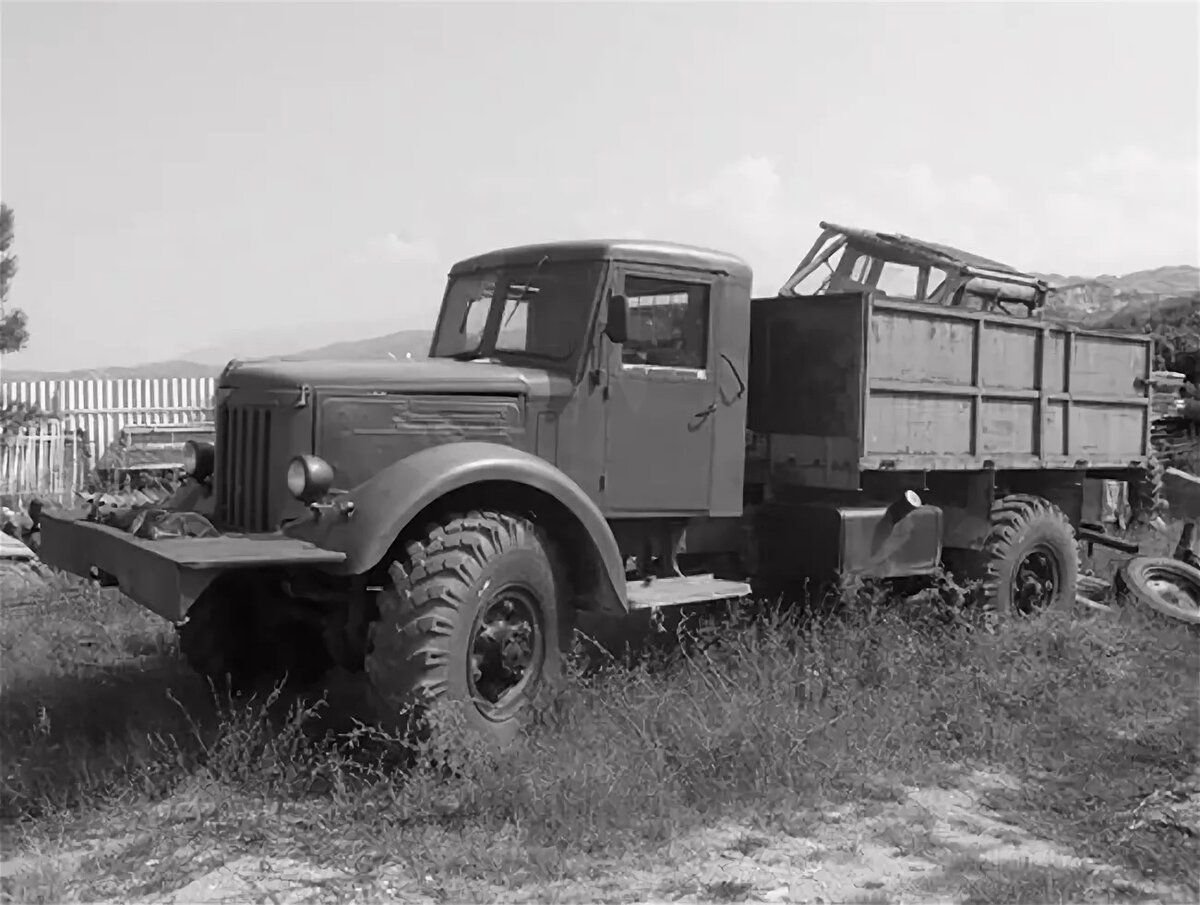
xmin=182 ymin=440 xmax=215 ymax=481
xmin=287 ymin=455 xmax=335 ymax=503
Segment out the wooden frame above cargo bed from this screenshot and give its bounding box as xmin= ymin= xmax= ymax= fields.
xmin=748 ymin=292 xmax=1153 ymax=489
xmin=779 ymin=221 xmax=1053 ymax=316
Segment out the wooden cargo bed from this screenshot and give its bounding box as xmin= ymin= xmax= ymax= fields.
xmin=748 ymin=292 xmax=1153 ymax=489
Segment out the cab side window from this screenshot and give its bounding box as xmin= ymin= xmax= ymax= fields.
xmin=621 ymin=276 xmax=710 ymax=369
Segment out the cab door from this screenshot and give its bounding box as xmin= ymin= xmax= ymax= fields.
xmin=601 ymin=267 xmax=717 ymax=515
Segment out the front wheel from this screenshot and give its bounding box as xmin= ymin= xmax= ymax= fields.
xmin=364 ymin=510 xmax=568 ymax=745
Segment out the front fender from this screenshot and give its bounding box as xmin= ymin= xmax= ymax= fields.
xmin=284 ymin=442 xmax=628 ymax=613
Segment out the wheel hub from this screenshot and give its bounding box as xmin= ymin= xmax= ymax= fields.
xmin=469 ymin=590 xmax=541 ymax=717
xmin=1013 ymin=547 xmax=1060 ymax=614
xmin=1144 ymin=577 xmax=1200 ymax=614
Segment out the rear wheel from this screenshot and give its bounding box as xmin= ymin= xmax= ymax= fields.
xmin=364 ymin=510 xmax=568 ymax=745
xmin=1130 ymin=446 xmax=1169 ymax=528
xmin=981 ymin=495 xmax=1079 ymax=620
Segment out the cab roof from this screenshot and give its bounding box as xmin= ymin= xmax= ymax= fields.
xmin=449 ymin=239 xmax=753 ymax=283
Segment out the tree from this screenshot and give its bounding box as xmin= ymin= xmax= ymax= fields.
xmin=1 ymin=203 xmax=40 ymax=442
xmin=1 ymin=203 xmax=29 ymax=354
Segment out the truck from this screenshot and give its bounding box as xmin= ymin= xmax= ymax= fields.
xmin=37 ymin=222 xmax=1158 ymax=743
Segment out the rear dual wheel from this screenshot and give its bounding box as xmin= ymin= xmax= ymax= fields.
xmin=364 ymin=510 xmax=570 ymax=745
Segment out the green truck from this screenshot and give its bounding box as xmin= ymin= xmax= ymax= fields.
xmin=39 ymin=223 xmax=1158 ymax=742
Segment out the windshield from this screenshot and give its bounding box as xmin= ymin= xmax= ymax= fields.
xmin=430 ymin=260 xmax=604 ymax=367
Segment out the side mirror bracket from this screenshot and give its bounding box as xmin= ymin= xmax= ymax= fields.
xmin=605 ymin=293 xmax=628 ymax=344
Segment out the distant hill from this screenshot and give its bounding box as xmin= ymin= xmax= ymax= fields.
xmin=1040 ymin=265 xmax=1199 ymax=325
xmin=0 ymin=331 xmax=433 ymax=382
xmin=284 ymin=329 xmax=431 ymax=361
xmin=1095 ymin=292 xmax=1200 ymax=379
xmin=2 ymin=359 xmax=221 ymax=383
xmin=1097 ymin=294 xmax=1200 ymax=332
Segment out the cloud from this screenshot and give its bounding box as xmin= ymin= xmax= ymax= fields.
xmin=1039 ymin=147 xmax=1198 ymax=273
xmin=680 ymin=155 xmax=799 ymax=252
xmin=353 ymin=232 xmax=438 ymax=265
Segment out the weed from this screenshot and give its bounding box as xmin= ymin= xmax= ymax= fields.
xmin=938 ymin=856 xmax=1115 ymax=905
xmin=1 ymin=554 xmax=1197 ymax=902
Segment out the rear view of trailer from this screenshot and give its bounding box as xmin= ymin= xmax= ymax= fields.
xmin=748 ymin=292 xmax=1154 ymax=489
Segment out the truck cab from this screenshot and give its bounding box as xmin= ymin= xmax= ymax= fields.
xmin=423 ymin=239 xmax=753 ymax=519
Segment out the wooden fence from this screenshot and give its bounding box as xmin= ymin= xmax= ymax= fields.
xmin=0 ymin=419 xmax=72 ymax=503
xmin=1 ymin=377 xmax=216 ymax=462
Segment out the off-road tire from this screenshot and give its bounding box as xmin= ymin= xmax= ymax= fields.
xmin=981 ymin=495 xmax=1079 ymax=620
xmin=364 ymin=510 xmax=568 ymax=745
xmin=1130 ymin=446 xmax=1169 ymax=527
xmin=1120 ymin=557 xmax=1200 ymax=626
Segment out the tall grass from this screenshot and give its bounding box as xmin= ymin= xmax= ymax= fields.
xmin=1 ymin=571 xmax=1197 ymax=902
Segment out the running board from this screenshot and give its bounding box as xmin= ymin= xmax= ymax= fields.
xmin=626 ymin=574 xmax=752 ymax=610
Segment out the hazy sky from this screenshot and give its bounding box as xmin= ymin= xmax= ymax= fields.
xmin=2 ymin=0 xmax=1197 ymax=372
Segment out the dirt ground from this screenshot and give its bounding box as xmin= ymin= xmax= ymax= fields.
xmin=3 ymin=765 xmax=1194 ymax=904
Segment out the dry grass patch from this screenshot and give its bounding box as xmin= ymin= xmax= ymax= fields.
xmin=0 ymin=562 xmax=1196 ymax=903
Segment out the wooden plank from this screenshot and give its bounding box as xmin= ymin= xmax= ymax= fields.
xmin=860 ymin=453 xmax=1134 ymax=470
xmin=627 ymin=574 xmax=752 ymax=609
xmin=980 ymin=321 xmax=1039 ymax=390
xmin=866 ymin=395 xmax=973 ymax=456
xmin=872 ymin=380 xmax=1042 ymax=400
xmin=868 ymin=309 xmax=976 ymax=385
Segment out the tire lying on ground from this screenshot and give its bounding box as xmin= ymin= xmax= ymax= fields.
xmin=365 ymin=509 xmax=570 ymax=745
xmin=981 ymin=494 xmax=1080 ymax=618
xmin=1120 ymin=556 xmax=1200 ymax=625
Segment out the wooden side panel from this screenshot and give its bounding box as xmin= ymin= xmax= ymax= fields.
xmin=979 ymin=325 xmax=1039 ymax=390
xmin=864 ymin=396 xmax=973 ymax=455
xmin=868 ymin=309 xmax=975 ymax=385
xmin=1070 ymin=334 xmax=1152 ymax=397
xmin=979 ymin=399 xmax=1038 ymax=453
xmin=1070 ymin=404 xmax=1147 ymax=459
xmin=862 ymin=299 xmax=1152 ymax=470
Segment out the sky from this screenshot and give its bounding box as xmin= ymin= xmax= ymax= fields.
xmin=2 ymin=0 xmax=1197 ymax=372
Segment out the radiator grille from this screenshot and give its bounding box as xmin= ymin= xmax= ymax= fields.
xmin=216 ymin=402 xmax=273 ymax=532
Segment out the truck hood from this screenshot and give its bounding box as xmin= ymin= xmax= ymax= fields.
xmin=220 ymin=357 xmax=569 ymax=398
